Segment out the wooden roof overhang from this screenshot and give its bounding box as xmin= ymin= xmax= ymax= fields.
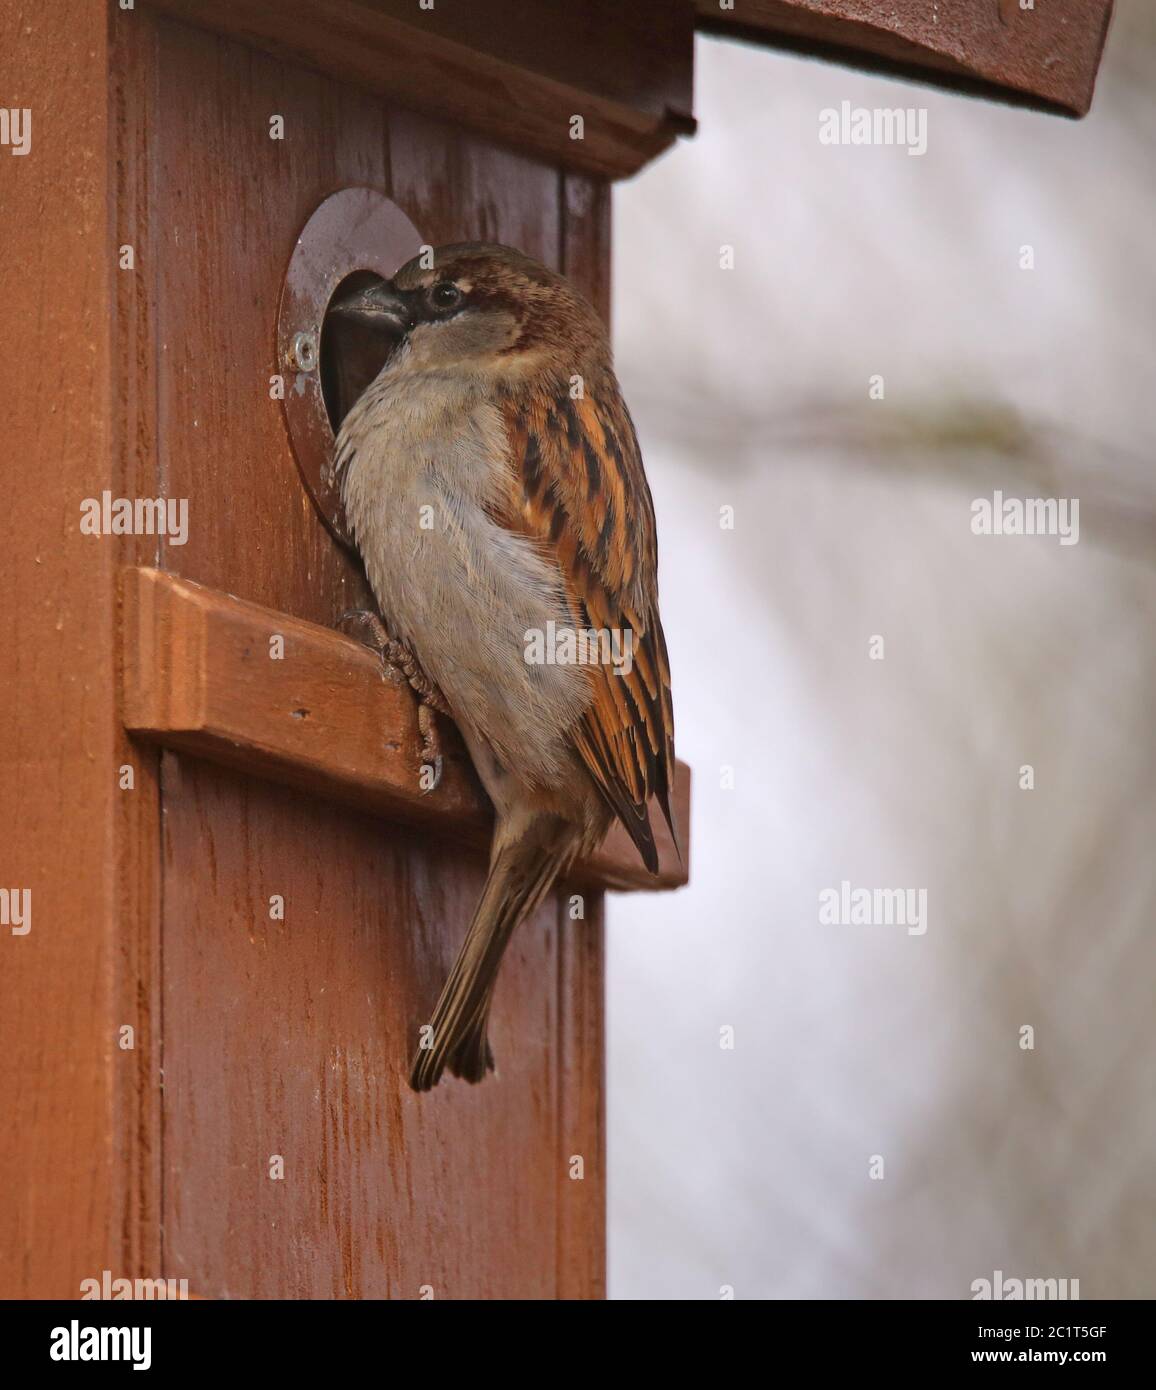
xmin=150 ymin=0 xmax=1114 ymax=181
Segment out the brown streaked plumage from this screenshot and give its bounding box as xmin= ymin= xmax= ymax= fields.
xmin=331 ymin=242 xmax=676 ymax=1090
xmin=499 ymin=386 xmax=676 ymax=869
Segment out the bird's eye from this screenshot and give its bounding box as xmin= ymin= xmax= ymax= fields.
xmin=430 ymin=282 xmax=461 ymax=310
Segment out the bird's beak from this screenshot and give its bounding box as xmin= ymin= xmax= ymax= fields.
xmin=328 ymin=280 xmax=415 ymax=334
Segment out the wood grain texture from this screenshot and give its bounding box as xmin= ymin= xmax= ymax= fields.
xmin=160 ymin=753 xmax=562 ymax=1298
xmin=0 ymin=0 xmax=162 ymax=1298
xmin=109 ymin=6 xmax=166 ymax=1295
xmin=554 ymin=894 xmax=607 ymax=1300
xmin=151 ymin=18 xmax=382 ymax=623
xmin=121 ymin=566 xmax=690 ymax=891
xmin=137 ymin=17 xmax=657 ymax=1297
xmin=696 ymin=0 xmax=1114 ymax=117
xmin=2 ymin=3 xmax=686 ymax=1301
xmin=554 ymin=175 xmax=612 ymax=1299
xmin=148 ymin=0 xmax=696 ymax=179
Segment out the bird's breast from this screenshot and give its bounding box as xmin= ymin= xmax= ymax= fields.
xmin=336 ymin=371 xmax=591 ymax=787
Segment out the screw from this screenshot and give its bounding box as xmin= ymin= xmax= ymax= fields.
xmin=291 ymin=330 xmax=319 ymax=373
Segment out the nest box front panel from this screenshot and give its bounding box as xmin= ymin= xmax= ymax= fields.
xmin=137 ymin=16 xmax=606 ymax=1298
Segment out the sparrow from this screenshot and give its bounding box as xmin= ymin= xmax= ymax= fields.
xmin=331 ymin=243 xmax=675 ymax=1091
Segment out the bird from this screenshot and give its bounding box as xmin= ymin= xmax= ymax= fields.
xmin=330 ymin=242 xmax=676 ymax=1091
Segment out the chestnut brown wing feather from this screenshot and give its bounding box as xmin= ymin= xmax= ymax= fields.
xmin=497 ymin=387 xmax=676 ymax=873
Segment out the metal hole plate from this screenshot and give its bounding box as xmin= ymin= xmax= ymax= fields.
xmin=276 ymin=187 xmax=423 ymax=549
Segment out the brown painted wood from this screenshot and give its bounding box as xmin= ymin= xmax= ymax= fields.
xmin=148 ymin=0 xmax=696 ymax=179
xmin=109 ymin=8 xmax=167 ymax=1299
xmin=0 ymin=0 xmax=1114 ymax=1309
xmin=121 ymin=566 xmax=690 ymax=891
xmin=554 ymin=893 xmax=607 ymax=1301
xmin=562 ymin=173 xmax=612 ymax=329
xmin=550 ymin=172 xmax=612 ymax=1300
xmin=696 ymin=0 xmax=1114 ymax=117
xmin=4 ymin=1 xmax=695 ymax=1303
xmin=0 ymin=0 xmax=162 ymax=1299
xmin=159 ymin=752 xmax=563 ymax=1298
xmin=126 ymin=15 xmax=649 ymax=1298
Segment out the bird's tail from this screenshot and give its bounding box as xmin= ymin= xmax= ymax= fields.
xmin=409 ymin=814 xmax=572 ymax=1092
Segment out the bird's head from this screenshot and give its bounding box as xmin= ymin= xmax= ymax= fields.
xmin=328 ymin=242 xmax=605 ymax=381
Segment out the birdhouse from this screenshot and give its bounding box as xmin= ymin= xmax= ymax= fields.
xmin=1 ymin=0 xmax=1111 ymax=1301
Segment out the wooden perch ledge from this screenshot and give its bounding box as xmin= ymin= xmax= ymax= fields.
xmin=120 ymin=566 xmax=689 ymax=893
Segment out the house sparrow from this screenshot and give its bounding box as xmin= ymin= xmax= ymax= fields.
xmin=331 ymin=243 xmax=675 ymax=1091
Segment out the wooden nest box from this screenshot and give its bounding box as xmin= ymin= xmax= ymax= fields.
xmin=0 ymin=0 xmax=1111 ymax=1300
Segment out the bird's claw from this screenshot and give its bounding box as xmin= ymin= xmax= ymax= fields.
xmin=418 ymin=703 xmax=443 ymax=793
xmin=337 ymin=607 xmax=391 ymax=650
xmin=337 ymin=607 xmax=447 ymax=793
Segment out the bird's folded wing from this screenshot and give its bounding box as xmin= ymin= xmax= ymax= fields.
xmin=497 ymin=386 xmax=676 ymax=873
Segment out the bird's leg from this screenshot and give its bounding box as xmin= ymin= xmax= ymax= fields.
xmin=414 ymin=702 xmax=444 ymax=795
xmin=337 ymin=608 xmax=400 ymax=677
xmin=337 ymin=608 xmax=449 ymax=792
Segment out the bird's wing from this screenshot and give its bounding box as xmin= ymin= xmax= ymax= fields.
xmin=496 ymin=385 xmax=676 ymax=873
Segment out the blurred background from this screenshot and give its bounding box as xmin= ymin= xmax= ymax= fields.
xmin=607 ymin=0 xmax=1155 ymax=1299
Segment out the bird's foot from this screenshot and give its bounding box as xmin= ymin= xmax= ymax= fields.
xmin=416 ymin=702 xmax=443 ymax=795
xmin=337 ymin=608 xmax=448 ymax=792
